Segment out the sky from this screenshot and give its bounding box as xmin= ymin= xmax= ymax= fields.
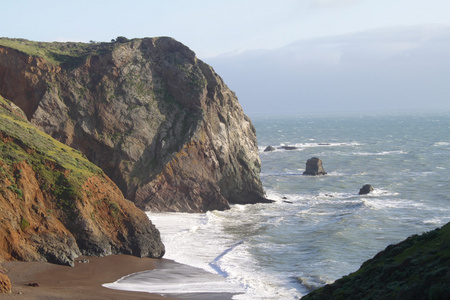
xmin=2 ymin=0 xmax=450 ymax=115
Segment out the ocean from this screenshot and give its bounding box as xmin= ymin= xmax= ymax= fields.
xmin=105 ymin=112 xmax=450 ymax=299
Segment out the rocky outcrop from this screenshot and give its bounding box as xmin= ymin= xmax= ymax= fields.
xmin=303 ymin=157 xmax=327 ymax=176
xmin=302 ymin=222 xmax=450 ymax=300
xmin=0 ymin=97 xmax=164 ymax=266
xmin=0 ymin=273 xmax=11 ymax=294
xmin=264 ymin=145 xmax=275 ymax=152
xmin=359 ymin=184 xmax=373 ymax=195
xmin=0 ymin=37 xmax=268 ymax=212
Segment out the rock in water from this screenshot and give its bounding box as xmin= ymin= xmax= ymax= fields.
xmin=0 ymin=274 xmax=11 ymax=294
xmin=359 ymin=184 xmax=374 ymax=195
xmin=303 ymin=157 xmax=327 ymax=176
xmin=264 ymin=145 xmax=275 ymax=152
xmin=279 ymin=145 xmax=298 ymax=150
xmin=0 ymin=37 xmax=269 ymax=212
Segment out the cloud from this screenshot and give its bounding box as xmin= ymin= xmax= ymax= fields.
xmin=206 ymin=25 xmax=450 ymax=114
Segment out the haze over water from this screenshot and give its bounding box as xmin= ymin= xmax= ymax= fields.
xmin=107 ymin=111 xmax=450 ymax=299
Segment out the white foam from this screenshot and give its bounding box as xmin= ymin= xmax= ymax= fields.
xmin=352 ymin=150 xmax=408 ymax=156
xmin=433 ymin=141 xmax=450 ymax=146
xmin=423 ymin=218 xmax=444 ymax=225
xmin=326 ymin=171 xmax=346 ymax=176
xmin=363 ymin=188 xmax=399 ymax=197
xmin=259 ymin=141 xmax=362 ymax=152
xmin=103 ymin=262 xmax=244 ymax=294
xmin=142 ymin=209 xmax=304 ymax=300
xmin=146 ymin=211 xmax=228 ymax=273
xmin=363 ymin=198 xmax=425 ymax=210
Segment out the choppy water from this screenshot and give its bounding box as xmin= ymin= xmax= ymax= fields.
xmin=106 ymin=112 xmax=450 ymax=299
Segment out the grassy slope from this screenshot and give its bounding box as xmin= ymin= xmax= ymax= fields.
xmin=0 ymin=95 xmax=102 ymax=213
xmin=302 ymin=222 xmax=450 ymax=300
xmin=1 ymin=94 xmax=165 ymax=262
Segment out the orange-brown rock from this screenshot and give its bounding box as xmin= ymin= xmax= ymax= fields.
xmin=0 ymin=98 xmax=164 ymax=266
xmin=0 ymin=37 xmax=270 ymax=212
xmin=0 ymin=273 xmax=11 ymax=294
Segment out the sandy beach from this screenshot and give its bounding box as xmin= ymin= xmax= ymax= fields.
xmin=1 ymin=255 xmax=239 ymax=300
xmin=1 ymin=255 xmax=175 ymax=300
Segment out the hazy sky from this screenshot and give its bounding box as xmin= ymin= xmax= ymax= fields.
xmin=2 ymin=0 xmax=450 ymax=114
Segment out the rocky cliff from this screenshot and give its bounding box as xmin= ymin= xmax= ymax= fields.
xmin=302 ymin=222 xmax=450 ymax=299
xmin=0 ymin=96 xmax=164 ymax=266
xmin=0 ymin=37 xmax=269 ymax=212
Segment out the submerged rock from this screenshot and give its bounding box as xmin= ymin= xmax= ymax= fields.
xmin=359 ymin=184 xmax=374 ymax=195
xmin=303 ymin=157 xmax=327 ymax=176
xmin=279 ymin=145 xmax=298 ymax=150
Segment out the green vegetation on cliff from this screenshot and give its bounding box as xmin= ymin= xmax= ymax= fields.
xmin=0 ymin=95 xmax=102 ymax=218
xmin=0 ymin=37 xmax=114 ymax=68
xmin=302 ymin=222 xmax=450 ymax=300
xmin=0 ymin=96 xmax=100 ymax=178
xmin=0 ymin=95 xmax=165 ymax=264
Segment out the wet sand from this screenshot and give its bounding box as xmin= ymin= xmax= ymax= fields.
xmin=1 ymin=255 xmax=238 ymax=300
xmin=1 ymin=255 xmax=175 ymax=299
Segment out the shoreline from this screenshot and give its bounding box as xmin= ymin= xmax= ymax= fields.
xmin=1 ymin=255 xmax=175 ymax=299
xmin=1 ymin=255 xmax=239 ymax=300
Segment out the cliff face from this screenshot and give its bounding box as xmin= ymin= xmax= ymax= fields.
xmin=0 ymin=37 xmax=268 ymax=212
xmin=0 ymin=96 xmax=164 ymax=266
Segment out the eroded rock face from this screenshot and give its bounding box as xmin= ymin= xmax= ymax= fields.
xmin=0 ymin=273 xmax=11 ymax=294
xmin=0 ymin=99 xmax=164 ymax=265
xmin=0 ymin=37 xmax=268 ymax=212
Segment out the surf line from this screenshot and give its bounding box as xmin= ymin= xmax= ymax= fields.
xmin=209 ymin=239 xmax=245 ymax=277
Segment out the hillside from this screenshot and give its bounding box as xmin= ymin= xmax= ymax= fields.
xmin=0 ymin=37 xmax=270 ymax=212
xmin=301 ymin=222 xmax=450 ymax=300
xmin=0 ymin=95 xmax=164 ymax=266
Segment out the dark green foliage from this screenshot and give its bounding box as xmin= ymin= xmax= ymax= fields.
xmin=53 ymin=173 xmax=78 ymax=220
xmin=115 ymin=36 xmax=129 ymax=43
xmin=302 ymin=223 xmax=450 ymax=300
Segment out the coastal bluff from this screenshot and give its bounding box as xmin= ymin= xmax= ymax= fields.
xmin=0 ymin=97 xmax=164 ymax=266
xmin=302 ymin=222 xmax=450 ymax=299
xmin=0 ymin=37 xmax=269 ymax=212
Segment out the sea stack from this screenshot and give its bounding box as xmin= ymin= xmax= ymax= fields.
xmin=303 ymin=157 xmax=327 ymax=176
xmin=359 ymin=184 xmax=374 ymax=195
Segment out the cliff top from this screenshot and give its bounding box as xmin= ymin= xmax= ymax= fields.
xmin=0 ymin=36 xmax=173 ymax=68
